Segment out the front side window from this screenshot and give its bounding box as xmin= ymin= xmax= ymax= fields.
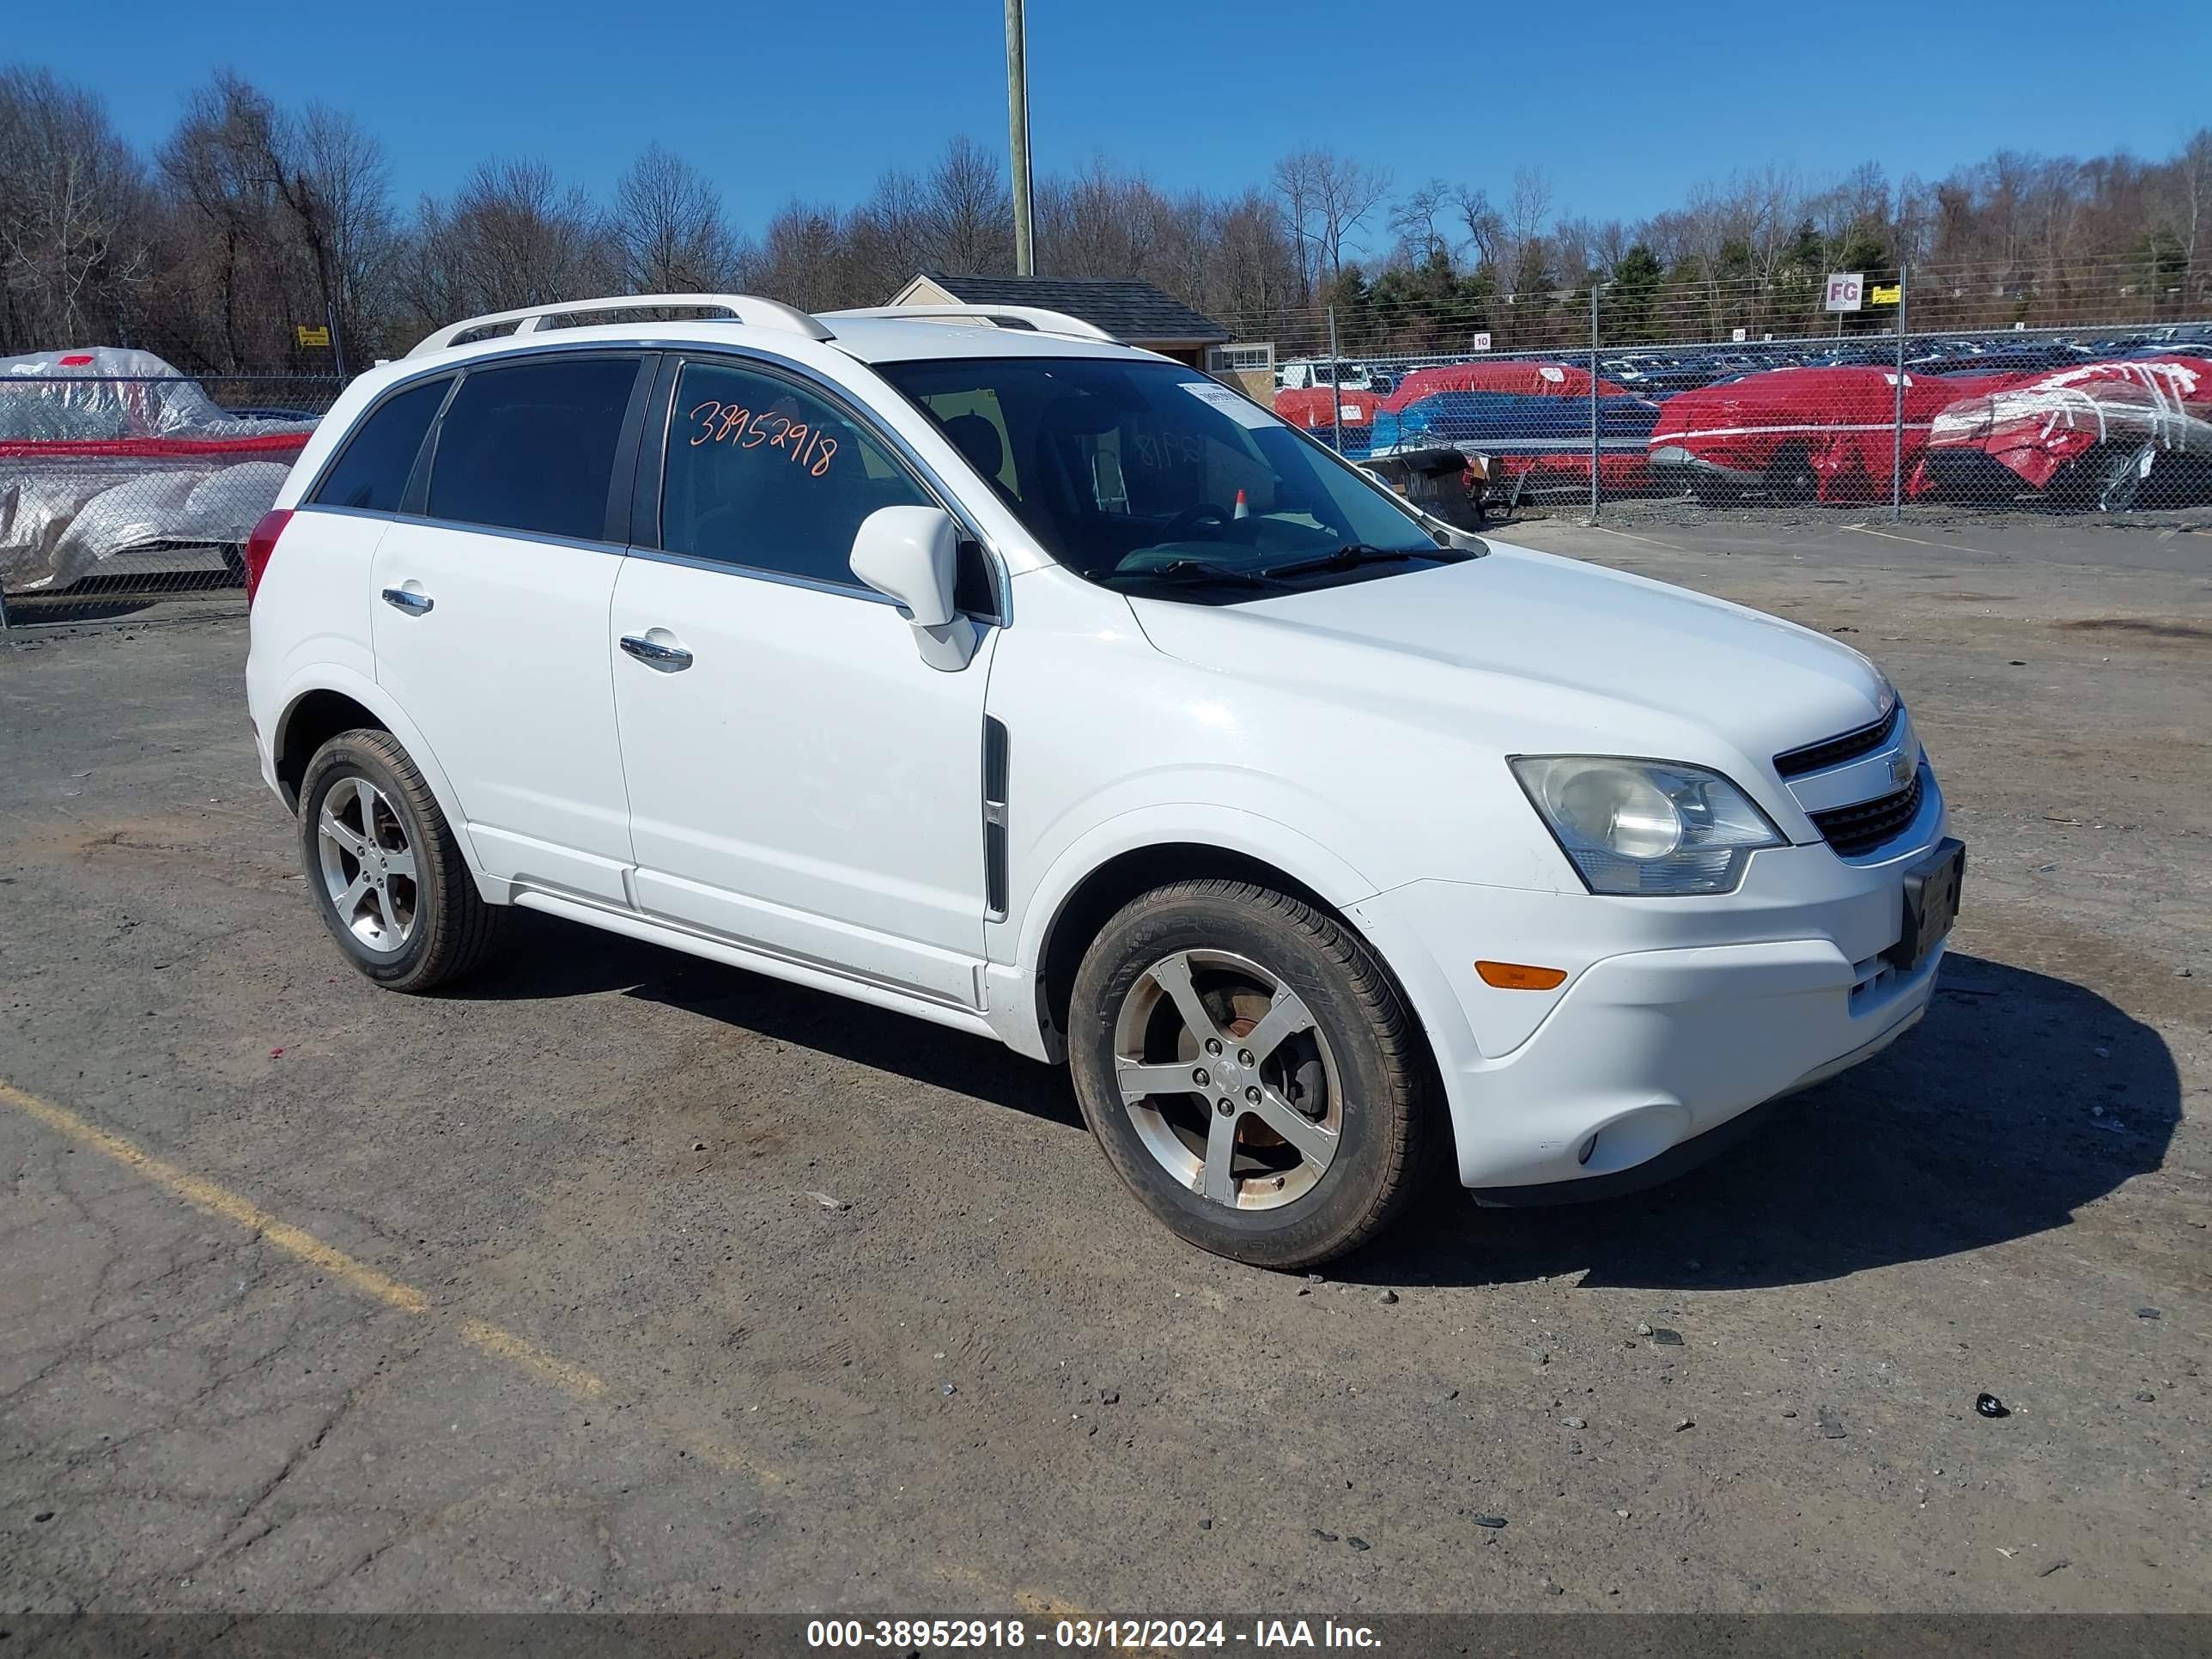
xmin=427 ymin=356 xmax=640 ymax=541
xmin=659 ymin=360 xmax=931 ymax=588
xmin=879 ymin=356 xmax=1470 ymax=603
xmin=311 ymin=377 xmax=447 ymax=513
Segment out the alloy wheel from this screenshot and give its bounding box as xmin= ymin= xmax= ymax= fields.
xmin=1111 ymin=948 xmax=1343 ymax=1210
xmin=316 ymin=775 xmax=418 ymax=954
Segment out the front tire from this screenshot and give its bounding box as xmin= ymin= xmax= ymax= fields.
xmin=298 ymin=729 xmax=506 ymax=991
xmin=1068 ymin=879 xmax=1442 ymax=1268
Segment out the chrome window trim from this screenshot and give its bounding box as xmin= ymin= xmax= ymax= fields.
xmin=621 ymin=545 xmax=902 ymax=606
xmin=654 ymin=344 xmax=1011 ymax=625
xmin=385 ymin=514 xmax=629 ymax=560
xmin=291 ymin=503 xmax=392 ymax=527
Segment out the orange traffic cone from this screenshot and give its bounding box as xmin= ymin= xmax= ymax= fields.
xmin=1233 ymin=488 xmax=1249 ymax=520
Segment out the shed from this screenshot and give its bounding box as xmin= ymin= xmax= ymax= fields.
xmin=888 ymin=272 xmax=1231 ymax=368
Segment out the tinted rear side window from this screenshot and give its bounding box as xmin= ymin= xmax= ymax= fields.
xmin=311 ymin=378 xmax=447 ymax=512
xmin=428 ymin=357 xmax=640 ymax=541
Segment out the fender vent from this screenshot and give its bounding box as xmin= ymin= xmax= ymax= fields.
xmin=982 ymin=717 xmax=1010 ymax=919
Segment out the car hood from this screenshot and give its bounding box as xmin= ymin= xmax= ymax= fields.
xmin=1126 ymin=540 xmax=1888 ymax=793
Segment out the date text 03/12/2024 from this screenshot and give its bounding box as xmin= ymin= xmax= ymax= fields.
xmin=805 ymin=1620 xmax=1383 ymax=1649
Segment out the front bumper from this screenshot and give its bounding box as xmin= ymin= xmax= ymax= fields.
xmin=1350 ymin=800 xmax=1952 ymax=1194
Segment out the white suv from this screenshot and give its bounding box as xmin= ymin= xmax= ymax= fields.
xmin=244 ymin=293 xmax=1962 ymax=1267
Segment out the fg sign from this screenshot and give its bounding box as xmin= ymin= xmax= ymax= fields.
xmin=1824 ymin=272 xmax=1865 ymax=313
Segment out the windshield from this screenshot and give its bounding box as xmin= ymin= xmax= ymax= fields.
xmin=878 ymin=357 xmax=1468 ymax=601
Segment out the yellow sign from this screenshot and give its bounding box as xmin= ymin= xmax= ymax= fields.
xmin=1869 ymin=284 xmax=1901 ymax=306
xmin=295 ymin=325 xmax=331 ymax=348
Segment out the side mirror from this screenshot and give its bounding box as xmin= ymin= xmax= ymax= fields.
xmin=852 ymin=505 xmax=959 ymax=627
xmin=850 ymin=505 xmax=981 ymax=672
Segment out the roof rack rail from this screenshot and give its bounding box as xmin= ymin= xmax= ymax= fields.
xmin=406 ymin=293 xmax=834 ymax=358
xmin=822 ymin=303 xmax=1118 ymax=344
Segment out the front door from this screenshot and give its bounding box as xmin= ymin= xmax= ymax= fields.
xmin=370 ymin=352 xmax=648 ymax=905
xmin=610 ymin=355 xmax=997 ymax=1006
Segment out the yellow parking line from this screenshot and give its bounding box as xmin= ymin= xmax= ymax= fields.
xmin=459 ymin=1317 xmax=608 ymax=1399
xmin=0 ymin=1080 xmax=428 ymax=1315
xmin=3 ymin=1081 xmax=609 ymax=1404
xmin=0 ymin=1076 xmax=1097 ymax=1607
xmin=0 ymin=1078 xmax=792 ymax=1489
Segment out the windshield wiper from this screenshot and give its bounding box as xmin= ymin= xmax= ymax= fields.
xmin=1261 ymin=543 xmax=1455 ymax=580
xmin=1095 ymin=558 xmax=1286 ymax=592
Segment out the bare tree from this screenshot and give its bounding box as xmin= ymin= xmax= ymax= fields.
xmin=424 ymin=157 xmax=619 ymax=318
xmin=298 ymin=106 xmax=396 ymax=356
xmin=1389 ymin=178 xmax=1453 ymax=265
xmin=927 ymin=136 xmax=1012 ymax=276
xmin=1503 ymin=167 xmax=1553 ymax=291
xmin=1274 ymin=150 xmax=1392 ymax=295
xmin=2176 ymin=129 xmax=2212 ymax=300
xmin=753 ymin=200 xmax=854 ymax=310
xmin=0 ymin=67 xmax=151 ymax=351
xmin=613 ymin=143 xmax=739 ymax=293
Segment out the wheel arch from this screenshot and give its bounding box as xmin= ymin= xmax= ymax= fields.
xmin=270 ymin=671 xmax=476 ymax=883
xmin=1022 ymin=828 xmax=1438 ymax=1094
xmin=275 ymin=688 xmax=386 ymax=811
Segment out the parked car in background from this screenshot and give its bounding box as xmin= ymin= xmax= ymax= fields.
xmin=0 ymin=347 xmax=316 ymax=593
xmin=1648 ymin=365 xmax=1966 ymax=504
xmin=246 ymin=291 xmax=1959 ymax=1268
xmin=1921 ymin=355 xmax=2212 ymax=508
xmin=1371 ymin=362 xmax=1662 ymax=493
xmin=1273 ymin=384 xmax=1382 ymax=440
xmin=1275 ymin=358 xmax=1374 ymax=392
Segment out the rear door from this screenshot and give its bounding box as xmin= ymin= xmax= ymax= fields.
xmin=371 ymin=352 xmax=653 ymax=905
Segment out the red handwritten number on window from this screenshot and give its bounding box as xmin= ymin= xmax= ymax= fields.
xmin=686 ymin=398 xmax=838 ymax=477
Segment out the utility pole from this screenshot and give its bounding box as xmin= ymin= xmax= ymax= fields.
xmin=1891 ymin=265 xmax=1909 ymax=522
xmin=1006 ymin=0 xmax=1036 ymax=275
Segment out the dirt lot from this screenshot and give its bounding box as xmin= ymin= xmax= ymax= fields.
xmin=2 ymin=516 xmax=2207 ymax=1616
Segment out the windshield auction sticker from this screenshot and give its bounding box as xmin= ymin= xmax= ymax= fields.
xmin=1180 ymin=380 xmax=1277 ymax=428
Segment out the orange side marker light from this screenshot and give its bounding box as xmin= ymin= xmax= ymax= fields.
xmin=1475 ymin=960 xmax=1568 ymax=991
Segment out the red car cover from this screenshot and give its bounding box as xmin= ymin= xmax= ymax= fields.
xmin=1648 ymin=366 xmax=1966 ymax=501
xmin=1273 ymin=386 xmax=1378 ymax=430
xmin=1381 ymin=361 xmax=1626 ymax=411
xmin=1921 ymin=356 xmax=2212 ymax=491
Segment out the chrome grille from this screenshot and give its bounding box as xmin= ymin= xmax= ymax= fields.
xmin=1775 ymin=704 xmax=1902 ymax=778
xmin=1808 ymin=772 xmax=1923 ymax=857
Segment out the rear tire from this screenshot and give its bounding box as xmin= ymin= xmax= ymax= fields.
xmin=298 ymin=729 xmax=507 ymax=992
xmin=1068 ymin=878 xmax=1442 ymax=1268
xmin=1765 ymin=443 xmax=1818 ymax=504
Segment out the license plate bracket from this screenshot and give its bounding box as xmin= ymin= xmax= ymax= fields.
xmin=1885 ymin=836 xmax=1966 ymax=974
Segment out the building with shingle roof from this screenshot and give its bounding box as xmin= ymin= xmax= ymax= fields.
xmin=888 ymin=272 xmax=1232 ymax=368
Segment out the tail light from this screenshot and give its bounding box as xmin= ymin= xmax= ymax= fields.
xmin=241 ymin=508 xmax=293 ymax=605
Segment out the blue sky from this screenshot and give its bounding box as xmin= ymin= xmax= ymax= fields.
xmin=27 ymin=0 xmax=2212 ymax=257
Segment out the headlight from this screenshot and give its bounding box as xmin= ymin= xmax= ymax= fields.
xmin=1511 ymin=756 xmax=1785 ymax=896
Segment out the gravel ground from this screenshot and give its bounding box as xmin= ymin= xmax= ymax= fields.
xmin=1 ymin=515 xmax=2206 ymax=1615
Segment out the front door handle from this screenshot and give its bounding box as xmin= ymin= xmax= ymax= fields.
xmin=381 ymin=586 xmax=434 ymax=615
xmin=620 ymin=632 xmax=694 ymax=671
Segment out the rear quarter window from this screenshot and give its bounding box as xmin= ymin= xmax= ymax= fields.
xmin=309 ymin=378 xmax=447 ymax=513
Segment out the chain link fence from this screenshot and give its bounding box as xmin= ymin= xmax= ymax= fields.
xmin=1 ymin=358 xmax=341 ymax=635
xmin=1222 ymin=261 xmax=2212 ymax=528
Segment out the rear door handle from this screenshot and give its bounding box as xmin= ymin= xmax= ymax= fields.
xmin=620 ymin=632 xmax=694 ymax=671
xmin=381 ymin=586 xmax=434 ymax=615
